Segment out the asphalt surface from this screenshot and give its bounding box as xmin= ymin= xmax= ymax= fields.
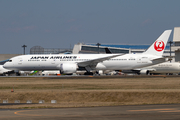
xmin=0 ymin=104 xmax=180 ymax=120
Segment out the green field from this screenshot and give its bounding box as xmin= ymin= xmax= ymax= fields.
xmin=0 ymin=76 xmax=180 ymax=109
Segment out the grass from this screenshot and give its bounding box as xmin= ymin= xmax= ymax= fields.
xmin=0 ymin=76 xmax=180 ymax=109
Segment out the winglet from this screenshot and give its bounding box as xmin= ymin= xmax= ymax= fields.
xmin=143 ymin=30 xmax=172 ymax=56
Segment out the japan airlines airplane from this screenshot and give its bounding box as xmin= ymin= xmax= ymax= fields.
xmin=3 ymin=30 xmax=172 ymax=75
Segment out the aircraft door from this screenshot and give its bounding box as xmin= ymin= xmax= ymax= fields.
xmin=51 ymin=59 xmax=56 ymax=64
xmin=18 ymin=58 xmax=23 ymax=65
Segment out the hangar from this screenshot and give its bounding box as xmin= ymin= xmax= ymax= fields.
xmin=172 ymin=27 xmax=180 ymax=62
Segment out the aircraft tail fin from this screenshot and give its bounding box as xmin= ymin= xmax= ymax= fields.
xmin=143 ymin=30 xmax=172 ymax=56
xmin=105 ymin=48 xmax=112 ymax=54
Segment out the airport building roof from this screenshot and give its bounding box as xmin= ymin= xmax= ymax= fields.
xmin=30 ymin=46 xmax=72 ymax=54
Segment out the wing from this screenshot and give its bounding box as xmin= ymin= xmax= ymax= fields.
xmin=77 ymin=54 xmax=122 ymax=68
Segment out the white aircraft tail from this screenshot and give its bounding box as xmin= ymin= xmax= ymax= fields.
xmin=143 ymin=30 xmax=172 ymax=56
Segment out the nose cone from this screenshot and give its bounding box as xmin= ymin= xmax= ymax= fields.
xmin=3 ymin=63 xmax=8 ymax=69
xmin=3 ymin=62 xmax=13 ymax=70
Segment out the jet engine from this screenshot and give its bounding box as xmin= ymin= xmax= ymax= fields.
xmin=139 ymin=69 xmax=149 ymax=75
xmin=60 ymin=63 xmax=77 ymax=74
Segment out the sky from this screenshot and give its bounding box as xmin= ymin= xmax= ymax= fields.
xmin=0 ymin=0 xmax=180 ymax=54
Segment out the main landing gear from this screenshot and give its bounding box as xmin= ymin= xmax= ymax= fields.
xmin=84 ymin=72 xmax=93 ymax=75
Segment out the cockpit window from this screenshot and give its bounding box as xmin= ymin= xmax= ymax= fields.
xmin=8 ymin=60 xmax=12 ymax=62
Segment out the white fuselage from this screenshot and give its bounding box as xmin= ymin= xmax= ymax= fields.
xmin=143 ymin=62 xmax=180 ymax=73
xmin=3 ymin=53 xmax=161 ymax=71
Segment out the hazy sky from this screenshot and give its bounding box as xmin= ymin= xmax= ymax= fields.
xmin=0 ymin=0 xmax=180 ymax=54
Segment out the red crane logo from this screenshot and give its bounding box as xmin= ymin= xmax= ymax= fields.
xmin=154 ymin=40 xmax=165 ymax=52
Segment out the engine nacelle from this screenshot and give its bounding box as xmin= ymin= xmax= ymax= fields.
xmin=98 ymin=70 xmax=103 ymax=75
xmin=60 ymin=63 xmax=77 ymax=74
xmin=139 ymin=69 xmax=149 ymax=75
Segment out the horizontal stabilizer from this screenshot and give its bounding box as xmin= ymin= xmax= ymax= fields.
xmin=151 ymin=57 xmax=170 ymax=65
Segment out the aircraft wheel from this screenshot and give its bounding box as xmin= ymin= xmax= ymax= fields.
xmin=16 ymin=72 xmax=20 ymax=76
xmin=84 ymin=72 xmax=93 ymax=75
xmin=146 ymin=70 xmax=150 ymax=75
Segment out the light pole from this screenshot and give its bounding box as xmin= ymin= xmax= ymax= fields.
xmin=22 ymin=45 xmax=27 ymax=55
xmin=168 ymin=41 xmax=173 ymax=62
xmin=96 ymin=43 xmax=101 ymax=54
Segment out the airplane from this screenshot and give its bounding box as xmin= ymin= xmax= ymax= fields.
xmin=128 ymin=62 xmax=180 ymax=75
xmin=3 ymin=30 xmax=172 ymax=75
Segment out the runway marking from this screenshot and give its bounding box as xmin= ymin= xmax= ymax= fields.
xmin=160 ymin=110 xmax=180 ymax=112
xmin=128 ymin=108 xmax=180 ymax=113
xmin=13 ymin=109 xmax=119 ymax=118
xmin=14 ymin=110 xmax=84 ymax=117
xmin=14 ymin=110 xmax=42 ymax=116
